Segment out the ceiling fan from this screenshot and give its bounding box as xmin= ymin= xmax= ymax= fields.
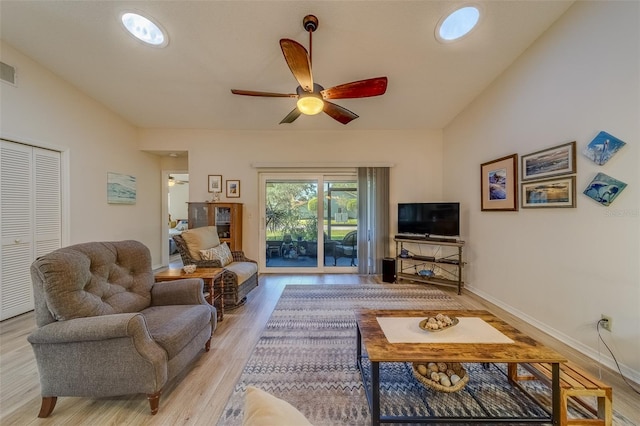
xmin=231 ymin=15 xmax=388 ymax=125
xmin=168 ymin=175 xmax=188 ymax=186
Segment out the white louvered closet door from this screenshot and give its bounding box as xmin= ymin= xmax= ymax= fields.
xmin=0 ymin=140 xmax=61 ymax=320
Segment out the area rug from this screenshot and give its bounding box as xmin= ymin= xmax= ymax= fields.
xmin=217 ymin=284 xmax=634 ymax=425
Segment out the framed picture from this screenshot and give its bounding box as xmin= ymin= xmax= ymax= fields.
xmin=521 ymin=176 xmax=576 ymax=208
xmin=521 ymin=141 xmax=576 ymax=180
xmin=480 ymin=154 xmax=518 ymax=211
xmin=226 ymin=179 xmax=240 ymax=198
xmin=583 ymin=172 xmax=627 ymax=206
xmin=107 ymin=172 xmax=136 ymax=204
xmin=583 ymin=131 xmax=626 ymax=166
xmin=208 ymin=175 xmax=222 ymax=193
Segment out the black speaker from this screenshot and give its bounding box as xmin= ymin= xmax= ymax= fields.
xmin=382 ymin=257 xmax=396 ymax=283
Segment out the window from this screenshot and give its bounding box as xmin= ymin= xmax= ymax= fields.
xmin=436 ymin=6 xmax=481 ymax=42
xmin=121 ymin=11 xmax=168 ymax=47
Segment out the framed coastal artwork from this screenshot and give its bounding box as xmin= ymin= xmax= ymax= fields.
xmin=583 ymin=131 xmax=626 ymax=166
xmin=521 ymin=176 xmax=576 ymax=208
xmin=583 ymin=173 xmax=627 ymax=206
xmin=226 ymin=180 xmax=240 ymax=198
xmin=107 ymin=172 xmax=136 ymax=204
xmin=480 ymin=154 xmax=518 ymax=211
xmin=521 ymin=141 xmax=576 ymax=180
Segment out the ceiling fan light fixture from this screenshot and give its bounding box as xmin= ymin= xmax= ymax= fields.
xmin=297 ymin=94 xmax=324 ymax=115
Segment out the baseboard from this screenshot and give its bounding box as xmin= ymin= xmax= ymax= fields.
xmin=464 ymin=283 xmax=640 ymax=385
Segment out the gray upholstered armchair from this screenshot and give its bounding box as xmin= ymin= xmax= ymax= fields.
xmin=27 ymin=240 xmax=216 ymax=417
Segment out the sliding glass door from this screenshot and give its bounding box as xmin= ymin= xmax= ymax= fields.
xmin=260 ymin=172 xmax=358 ymax=272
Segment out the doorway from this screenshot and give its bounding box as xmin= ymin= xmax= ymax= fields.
xmin=163 ymin=171 xmax=188 ymax=266
xmin=259 ymin=172 xmax=358 ymax=273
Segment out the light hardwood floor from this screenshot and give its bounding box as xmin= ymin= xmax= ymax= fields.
xmin=1 ymin=274 xmax=638 ymax=425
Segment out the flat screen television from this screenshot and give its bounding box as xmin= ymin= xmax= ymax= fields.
xmin=397 ymin=202 xmax=460 ymax=237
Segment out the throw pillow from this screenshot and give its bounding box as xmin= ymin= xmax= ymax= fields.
xmin=242 ymin=386 xmax=313 ymax=426
xmin=199 ymin=248 xmax=211 ymax=260
xmin=181 ymin=226 xmax=220 ymax=260
xmin=219 ymin=241 xmax=233 ymax=265
xmin=199 ymin=242 xmax=233 ymax=266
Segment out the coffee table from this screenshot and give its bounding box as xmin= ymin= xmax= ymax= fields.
xmin=355 ymin=309 xmax=567 ymax=425
xmin=155 ymin=268 xmax=225 ymax=321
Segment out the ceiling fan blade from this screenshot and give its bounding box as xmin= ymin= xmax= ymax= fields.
xmin=280 ymin=39 xmax=313 ymax=92
xmin=321 ymin=77 xmax=388 ymax=99
xmin=323 ymin=101 xmax=359 ymax=125
xmin=280 ymin=108 xmax=302 ymax=124
xmin=231 ymin=89 xmax=297 ymax=98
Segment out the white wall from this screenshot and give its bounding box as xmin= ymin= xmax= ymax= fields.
xmin=139 ymin=128 xmax=444 ymax=261
xmin=0 ymin=41 xmax=165 ymax=265
xmin=443 ymin=1 xmax=640 ymax=379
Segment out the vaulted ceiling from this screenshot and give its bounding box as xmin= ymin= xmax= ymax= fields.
xmin=0 ymin=1 xmax=574 ymax=131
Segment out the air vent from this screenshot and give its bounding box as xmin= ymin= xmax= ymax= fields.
xmin=1 ymin=61 xmax=17 ymax=86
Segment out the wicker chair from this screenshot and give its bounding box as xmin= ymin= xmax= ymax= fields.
xmin=173 ymin=232 xmax=258 ymax=309
xmin=333 ymin=230 xmax=358 ymax=266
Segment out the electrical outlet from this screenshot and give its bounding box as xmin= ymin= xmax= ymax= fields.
xmin=601 ymin=314 xmax=612 ymax=332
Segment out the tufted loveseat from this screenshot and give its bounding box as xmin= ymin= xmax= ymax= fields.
xmin=27 ymin=240 xmax=216 ymax=417
xmin=173 ymin=226 xmax=258 ymax=309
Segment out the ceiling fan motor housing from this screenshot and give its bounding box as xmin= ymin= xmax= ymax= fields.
xmin=296 ymin=83 xmax=324 ymax=96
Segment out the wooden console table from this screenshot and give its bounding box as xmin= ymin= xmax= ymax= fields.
xmin=154 ymin=267 xmax=224 ymax=321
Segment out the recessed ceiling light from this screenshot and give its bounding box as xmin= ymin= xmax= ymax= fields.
xmin=436 ymin=5 xmax=481 ymax=42
xmin=121 ymin=11 xmax=168 ymax=47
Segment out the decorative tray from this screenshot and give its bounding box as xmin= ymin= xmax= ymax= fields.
xmin=418 ymin=314 xmax=459 ymax=332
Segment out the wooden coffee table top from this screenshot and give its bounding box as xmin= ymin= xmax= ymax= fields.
xmin=155 ymin=267 xmax=224 ymax=280
xmin=355 ymin=309 xmax=566 ymax=364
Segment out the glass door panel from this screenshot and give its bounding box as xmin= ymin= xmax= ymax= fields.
xmin=264 ymin=179 xmax=319 ymax=269
xmin=324 ymin=179 xmax=358 ymax=268
xmin=260 ymin=173 xmax=358 ymax=272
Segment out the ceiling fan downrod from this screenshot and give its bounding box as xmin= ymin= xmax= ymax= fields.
xmin=303 ymin=15 xmax=318 ymax=69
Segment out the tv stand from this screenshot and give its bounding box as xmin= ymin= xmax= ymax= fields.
xmin=394 ymin=236 xmax=465 ymax=294
xmin=395 ymin=233 xmax=427 ymax=240
xmin=426 ymin=235 xmax=460 ymax=242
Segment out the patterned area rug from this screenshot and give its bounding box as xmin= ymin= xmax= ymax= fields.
xmin=217 ymin=284 xmax=633 ymax=425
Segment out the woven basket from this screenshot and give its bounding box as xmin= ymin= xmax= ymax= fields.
xmin=412 ymin=362 xmax=469 ymax=393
